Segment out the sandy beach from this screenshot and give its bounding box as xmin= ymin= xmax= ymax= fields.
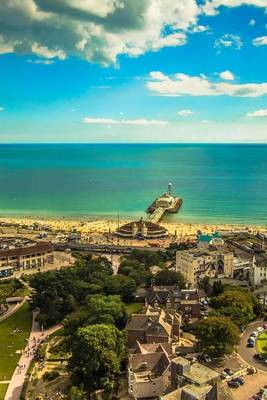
xmin=0 ymin=215 xmax=266 ymax=243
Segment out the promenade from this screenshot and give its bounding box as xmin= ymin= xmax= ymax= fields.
xmin=4 ymin=312 xmax=61 ymax=400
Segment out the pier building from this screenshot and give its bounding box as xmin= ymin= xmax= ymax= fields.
xmin=117 ymin=218 xmax=168 ymax=239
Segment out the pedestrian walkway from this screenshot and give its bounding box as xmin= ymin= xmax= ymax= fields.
xmin=4 ymin=312 xmax=62 ymax=400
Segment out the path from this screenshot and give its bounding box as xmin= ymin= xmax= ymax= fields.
xmin=4 ymin=312 xmax=62 ymax=400
xmin=238 ymin=320 xmax=267 ymax=373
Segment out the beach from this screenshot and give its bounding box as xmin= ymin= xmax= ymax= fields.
xmin=0 ymin=215 xmax=266 ymax=246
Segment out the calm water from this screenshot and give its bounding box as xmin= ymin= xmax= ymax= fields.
xmin=0 ymin=144 xmax=266 ymax=225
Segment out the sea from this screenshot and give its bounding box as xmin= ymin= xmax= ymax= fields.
xmin=0 ymin=143 xmax=266 ymax=225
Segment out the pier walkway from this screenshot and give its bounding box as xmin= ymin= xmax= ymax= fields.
xmin=147 ymin=207 xmax=166 ymax=223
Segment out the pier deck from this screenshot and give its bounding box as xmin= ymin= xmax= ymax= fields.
xmin=147 ymin=207 xmax=166 ymax=223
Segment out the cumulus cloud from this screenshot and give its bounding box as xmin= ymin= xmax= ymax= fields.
xmin=0 ymin=107 xmax=4 ymax=111
xmin=203 ymin=1 xmax=267 ymax=16
xmin=246 ymin=109 xmax=267 ymax=117
xmin=0 ymin=0 xmax=199 ymax=65
xmin=147 ymin=71 xmax=267 ymax=97
xmin=219 ymin=70 xmax=235 ymax=80
xmin=83 ymin=117 xmax=168 ymax=125
xmin=252 ymin=36 xmax=267 ymax=46
xmin=191 ymin=25 xmax=210 ymax=33
xmin=177 ymin=109 xmax=194 ymax=117
xmin=27 ymin=59 xmax=55 ymax=65
xmin=214 ymin=34 xmax=243 ymax=51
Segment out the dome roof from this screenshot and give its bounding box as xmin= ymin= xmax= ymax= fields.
xmin=117 ymin=218 xmax=168 ymax=238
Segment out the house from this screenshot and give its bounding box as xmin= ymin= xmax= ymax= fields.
xmin=170 ymin=357 xmax=219 ymax=389
xmin=126 ymin=306 xmax=181 ymax=349
xmin=160 ymin=382 xmax=233 ymax=400
xmin=145 ymin=287 xmax=202 ymax=320
xmin=128 ymin=347 xmax=172 ymax=399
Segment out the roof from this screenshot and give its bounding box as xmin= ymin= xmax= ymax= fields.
xmin=130 ymin=352 xmax=170 ymax=376
xmin=6 ymin=297 xmax=24 ymax=303
xmin=0 ymin=266 xmax=14 ymax=271
xmin=135 ymin=341 xmax=173 ymax=356
xmin=0 ymin=242 xmax=53 ymax=257
xmin=118 ymin=219 xmax=167 ymax=234
xmin=183 ymin=362 xmax=219 ymax=385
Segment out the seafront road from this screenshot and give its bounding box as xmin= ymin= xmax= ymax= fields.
xmin=4 ymin=311 xmax=62 ymax=400
xmin=238 ymin=320 xmax=267 ymax=373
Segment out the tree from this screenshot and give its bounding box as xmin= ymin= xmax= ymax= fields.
xmin=210 ymin=289 xmax=255 ymax=328
xmin=86 ymin=295 xmax=128 ymax=329
xmin=154 ymin=269 xmax=186 ymax=288
xmin=104 ymin=275 xmax=136 ymax=303
xmin=68 ymin=324 xmax=125 ymax=392
xmin=212 ymin=280 xmax=224 ymax=297
xmin=196 ymin=316 xmax=240 ymax=357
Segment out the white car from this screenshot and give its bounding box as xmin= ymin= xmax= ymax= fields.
xmin=257 ymin=327 xmax=264 ymax=332
xmin=251 ymin=331 xmax=258 ymax=337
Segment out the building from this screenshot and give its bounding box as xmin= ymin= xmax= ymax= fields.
xmin=0 ymin=240 xmax=54 ymax=271
xmin=176 ymin=248 xmax=234 ymax=286
xmin=145 ymin=287 xmax=202 ymax=320
xmin=117 ymin=218 xmax=168 ymax=239
xmin=250 ymin=255 xmax=267 ymax=286
xmin=128 ymin=349 xmax=172 ymax=399
xmin=170 ymin=357 xmax=219 ymax=389
xmin=232 ymin=257 xmax=251 ymax=280
xmin=160 ymin=382 xmax=233 ymax=400
xmin=126 ymin=306 xmax=181 ymax=349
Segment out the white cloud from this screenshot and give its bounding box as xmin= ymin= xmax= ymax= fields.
xmin=27 ymin=59 xmax=55 ymax=65
xmin=83 ymin=117 xmax=168 ymax=125
xmin=0 ymin=107 xmax=4 ymax=111
xmin=214 ymin=34 xmax=243 ymax=51
xmin=219 ymin=70 xmax=235 ymax=80
xmin=252 ymin=36 xmax=267 ymax=46
xmin=0 ymin=0 xmax=199 ymax=65
xmin=246 ymin=109 xmax=267 ymax=117
xmin=203 ymin=1 xmax=267 ymax=16
xmin=191 ymin=25 xmax=210 ymax=33
xmin=147 ymin=71 xmax=267 ymax=97
xmin=249 ymin=19 xmax=256 ymax=26
xmin=177 ymin=109 xmax=194 ymax=117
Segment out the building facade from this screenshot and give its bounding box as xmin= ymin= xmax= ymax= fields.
xmin=0 ymin=242 xmax=54 ymax=271
xmin=176 ymin=248 xmax=234 ymax=286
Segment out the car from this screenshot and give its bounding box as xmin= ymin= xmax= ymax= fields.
xmin=247 ymin=367 xmax=257 ymax=374
xmin=251 ymin=331 xmax=258 ymax=337
xmin=248 ymin=337 xmax=256 ymax=342
xmin=247 ymin=342 xmax=255 ymax=348
xmin=254 ymin=353 xmax=264 ymax=360
xmin=227 ymin=381 xmax=239 ymax=388
xmin=257 ymin=327 xmax=264 ymax=333
xmin=224 ymin=368 xmax=234 ymax=376
xmin=263 ymin=324 xmax=267 ymax=329
xmin=221 ymin=371 xmax=229 ymax=379
xmin=233 ymin=377 xmax=245 ymax=385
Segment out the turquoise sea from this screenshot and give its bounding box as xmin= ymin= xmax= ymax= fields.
xmin=0 ymin=144 xmax=266 ymax=225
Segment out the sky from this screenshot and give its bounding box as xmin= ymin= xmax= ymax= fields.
xmin=0 ymin=0 xmax=266 ymax=143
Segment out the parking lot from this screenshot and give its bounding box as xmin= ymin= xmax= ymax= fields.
xmin=230 ymin=372 xmax=267 ymax=400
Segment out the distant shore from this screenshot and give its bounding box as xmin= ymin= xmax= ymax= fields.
xmin=0 ymin=215 xmax=266 ymax=240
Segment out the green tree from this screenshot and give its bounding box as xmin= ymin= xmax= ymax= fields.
xmin=68 ymin=324 xmax=125 ymax=392
xmin=86 ymin=295 xmax=128 ymax=329
xmin=154 ymin=269 xmax=186 ymax=288
xmin=212 ymin=280 xmax=224 ymax=297
xmin=196 ymin=316 xmax=240 ymax=357
xmin=210 ymin=289 xmax=255 ymax=328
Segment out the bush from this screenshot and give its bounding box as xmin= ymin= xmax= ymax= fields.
xmin=43 ymin=370 xmax=60 ymax=381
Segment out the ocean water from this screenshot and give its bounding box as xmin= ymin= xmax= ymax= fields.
xmin=0 ymin=143 xmax=266 ymax=225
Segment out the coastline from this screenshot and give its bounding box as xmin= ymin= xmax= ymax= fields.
xmin=0 ymin=214 xmax=266 ymax=240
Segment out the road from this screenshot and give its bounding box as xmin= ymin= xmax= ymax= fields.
xmin=54 ymin=242 xmax=165 ymax=254
xmin=4 ymin=311 xmax=62 ymax=400
xmin=238 ymin=320 xmax=267 ymax=372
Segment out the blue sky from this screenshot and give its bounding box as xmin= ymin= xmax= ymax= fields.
xmin=0 ymin=0 xmax=266 ymax=143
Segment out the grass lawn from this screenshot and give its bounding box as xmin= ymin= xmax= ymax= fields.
xmin=0 ymin=302 xmax=32 ymax=381
xmin=125 ymin=302 xmax=143 ymax=316
xmin=257 ymin=331 xmax=267 ymax=356
xmin=0 ymin=384 xmax=9 ymax=400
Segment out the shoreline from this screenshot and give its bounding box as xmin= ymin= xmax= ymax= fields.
xmin=0 ymin=214 xmax=266 ymax=240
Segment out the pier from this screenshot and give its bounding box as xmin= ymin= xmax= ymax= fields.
xmin=147 ymin=207 xmax=166 ymax=223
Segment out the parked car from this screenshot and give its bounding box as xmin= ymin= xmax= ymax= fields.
xmin=251 ymin=331 xmax=258 ymax=337
xmin=233 ymin=377 xmax=245 ymax=385
xmin=254 ymin=353 xmax=264 ymax=360
xmin=221 ymin=371 xmax=229 ymax=379
xmin=247 ymin=342 xmax=255 ymax=348
xmin=227 ymin=381 xmax=239 ymax=388
xmin=257 ymin=327 xmax=264 ymax=333
xmin=248 ymin=337 xmax=255 ymax=342
xmin=224 ymin=368 xmax=234 ymax=376
xmin=263 ymin=324 xmax=267 ymax=329
xmin=247 ymin=367 xmax=257 ymax=374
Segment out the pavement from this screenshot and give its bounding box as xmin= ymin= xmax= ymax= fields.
xmin=4 ymin=311 xmax=62 ymax=400
xmin=238 ymin=320 xmax=267 ymax=373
